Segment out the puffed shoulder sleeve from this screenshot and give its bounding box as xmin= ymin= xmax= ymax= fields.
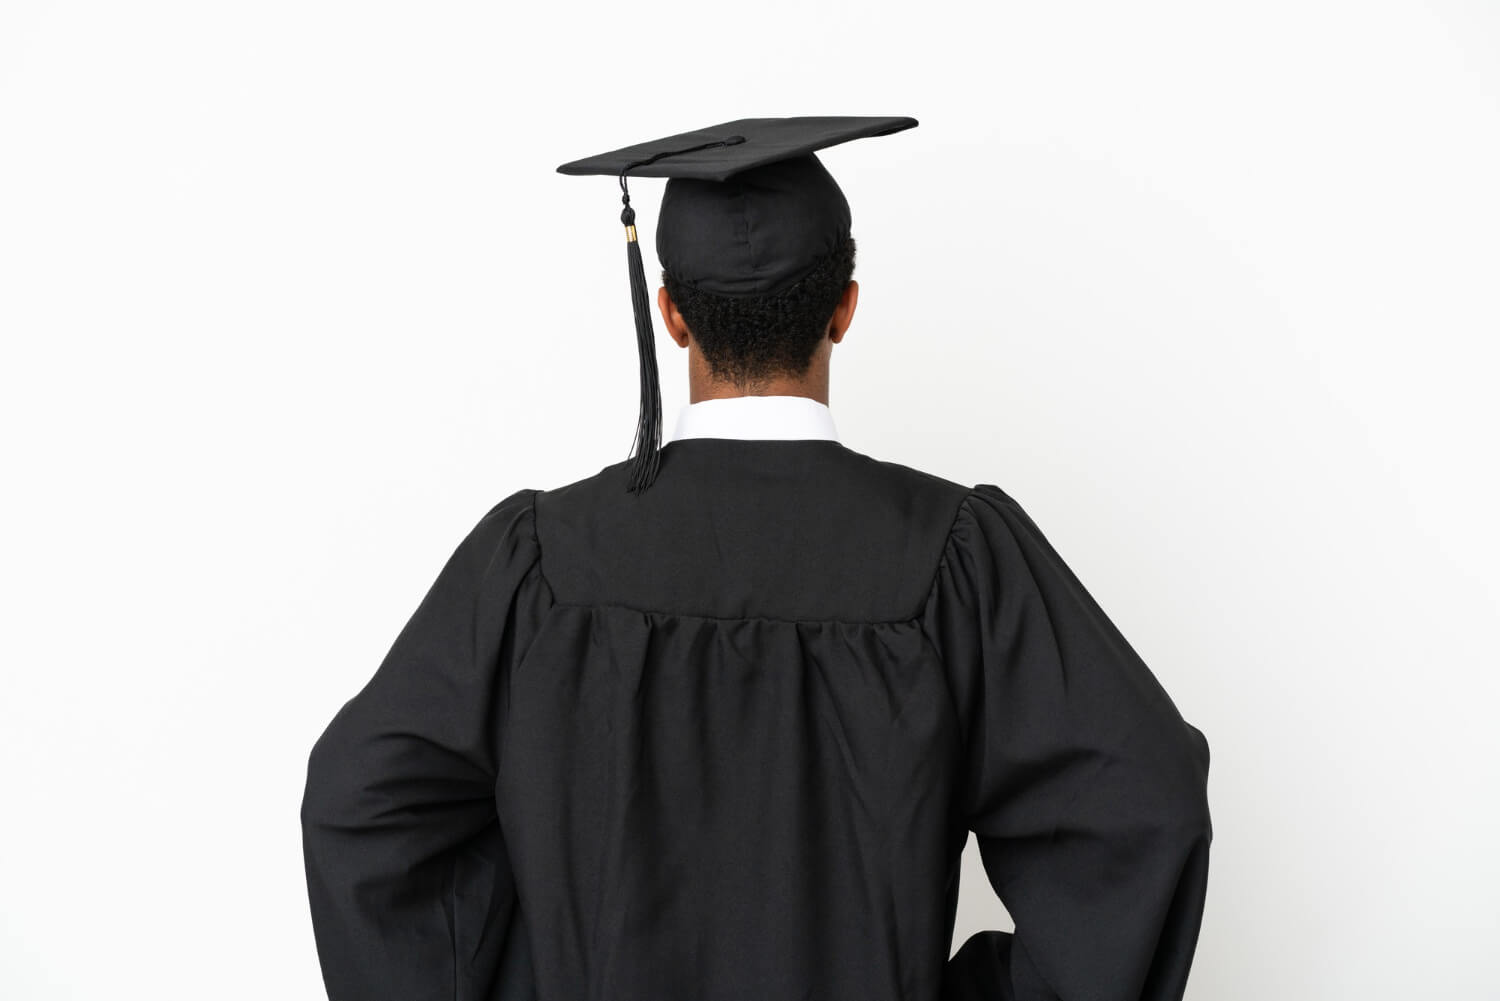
xmin=925 ymin=484 xmax=1212 ymax=1001
xmin=299 ymin=488 xmax=549 ymax=1001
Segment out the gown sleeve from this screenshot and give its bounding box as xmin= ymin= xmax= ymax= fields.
xmin=928 ymin=484 xmax=1213 ymax=1001
xmin=299 ymin=487 xmax=545 ymax=1001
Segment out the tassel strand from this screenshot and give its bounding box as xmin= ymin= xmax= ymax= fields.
xmin=616 ymin=135 xmax=745 ymax=494
xmin=621 ymin=197 xmax=662 ymax=493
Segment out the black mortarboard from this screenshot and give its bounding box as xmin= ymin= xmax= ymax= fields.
xmin=557 ymin=116 xmax=918 ymax=493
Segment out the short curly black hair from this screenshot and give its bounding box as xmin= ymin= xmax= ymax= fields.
xmin=661 ymin=236 xmax=856 ymax=388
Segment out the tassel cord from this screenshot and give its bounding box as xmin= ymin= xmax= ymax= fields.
xmin=615 ymin=135 xmax=746 ymax=493
xmin=622 ymin=197 xmax=661 ymax=493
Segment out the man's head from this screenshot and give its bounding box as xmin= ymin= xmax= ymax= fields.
xmin=652 ymin=153 xmax=860 ymax=391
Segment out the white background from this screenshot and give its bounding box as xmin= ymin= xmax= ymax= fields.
xmin=2 ymin=1 xmax=1497 ymax=998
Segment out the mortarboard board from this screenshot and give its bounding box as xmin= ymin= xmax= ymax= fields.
xmin=557 ymin=116 xmax=919 ymax=493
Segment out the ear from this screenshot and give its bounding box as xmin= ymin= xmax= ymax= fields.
xmin=657 ymin=286 xmax=691 ymax=349
xmin=827 ymin=279 xmax=859 ymax=344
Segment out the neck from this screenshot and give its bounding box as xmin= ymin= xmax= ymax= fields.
xmin=686 ymin=345 xmax=830 ymax=405
xmin=691 ymin=380 xmax=828 ymax=405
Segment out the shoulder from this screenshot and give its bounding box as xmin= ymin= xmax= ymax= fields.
xmin=942 ymin=482 xmax=1039 ymax=551
xmin=823 ymin=456 xmax=1033 ymax=549
xmin=531 ymin=454 xmax=634 ymax=509
xmin=954 ymin=483 xmax=1056 ymax=543
xmin=839 ymin=447 xmax=974 ymax=503
xmin=453 ymin=487 xmax=543 ymax=578
xmin=935 ymin=485 xmax=1095 ymax=611
xmin=475 ymin=486 xmax=541 ymax=533
xmin=826 ymin=451 xmax=1040 ymax=534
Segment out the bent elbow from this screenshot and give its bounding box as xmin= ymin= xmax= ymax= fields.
xmin=1175 ymin=721 xmax=1213 ymax=842
xmin=300 ymin=723 xmax=352 ymax=832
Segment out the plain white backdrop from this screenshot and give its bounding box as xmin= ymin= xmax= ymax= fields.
xmin=2 ymin=1 xmax=1496 ymax=998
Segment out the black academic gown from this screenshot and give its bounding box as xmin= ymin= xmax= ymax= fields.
xmin=300 ymin=438 xmax=1213 ymax=1001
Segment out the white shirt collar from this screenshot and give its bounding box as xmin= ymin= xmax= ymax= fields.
xmin=666 ymin=394 xmax=840 ymax=443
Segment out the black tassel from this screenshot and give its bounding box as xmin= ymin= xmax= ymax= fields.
xmin=615 ymin=135 xmax=745 ymax=494
xmin=621 ymin=198 xmax=662 ymax=493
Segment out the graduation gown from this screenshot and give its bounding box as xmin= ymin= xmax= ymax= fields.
xmin=300 ymin=437 xmax=1213 ymax=1001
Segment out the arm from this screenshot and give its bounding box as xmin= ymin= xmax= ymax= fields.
xmin=935 ymin=485 xmax=1212 ymax=1001
xmin=299 ymin=489 xmax=542 ymax=1001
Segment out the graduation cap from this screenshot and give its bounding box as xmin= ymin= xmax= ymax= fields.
xmin=557 ymin=115 xmax=919 ymax=493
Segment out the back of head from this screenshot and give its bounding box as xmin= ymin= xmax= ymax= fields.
xmin=657 ymin=154 xmax=857 ymax=385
